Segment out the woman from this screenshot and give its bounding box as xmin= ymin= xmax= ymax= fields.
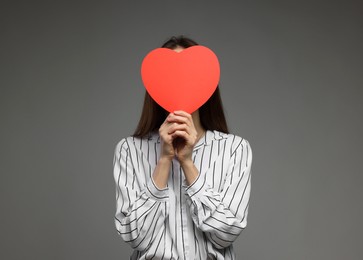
xmin=113 ymin=35 xmax=253 ymax=260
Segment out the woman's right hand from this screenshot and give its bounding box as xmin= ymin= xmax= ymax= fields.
xmin=159 ymin=113 xmax=176 ymax=160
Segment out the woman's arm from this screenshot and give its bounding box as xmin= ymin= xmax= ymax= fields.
xmin=184 ymin=138 xmax=252 ymax=249
xmin=113 ymin=138 xmax=169 ymax=251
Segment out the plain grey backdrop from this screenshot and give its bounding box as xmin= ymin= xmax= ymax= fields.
xmin=1 ymin=1 xmax=362 ymax=259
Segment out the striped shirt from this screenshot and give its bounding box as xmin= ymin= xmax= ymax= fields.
xmin=113 ymin=129 xmax=252 ymax=259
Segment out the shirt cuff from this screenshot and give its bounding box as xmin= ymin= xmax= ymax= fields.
xmin=145 ymin=176 xmax=169 ymax=202
xmin=184 ymin=172 xmax=206 ymax=198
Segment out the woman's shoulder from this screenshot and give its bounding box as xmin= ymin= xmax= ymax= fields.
xmin=211 ymin=129 xmax=248 ymax=142
xmin=211 ymin=129 xmax=251 ymax=150
xmin=114 ymin=131 xmax=159 ymax=151
xmin=114 ymin=137 xmax=129 ymax=153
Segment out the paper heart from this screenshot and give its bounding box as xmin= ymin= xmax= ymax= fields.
xmin=141 ymin=45 xmax=220 ymax=113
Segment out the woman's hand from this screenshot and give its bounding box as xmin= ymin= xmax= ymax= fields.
xmin=167 ymin=110 xmax=198 ymax=164
xmin=159 ymin=113 xmax=177 ymax=160
xmin=158 ymin=110 xmax=201 ymax=186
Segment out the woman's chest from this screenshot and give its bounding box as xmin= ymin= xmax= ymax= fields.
xmin=134 ymin=139 xmax=233 ymax=194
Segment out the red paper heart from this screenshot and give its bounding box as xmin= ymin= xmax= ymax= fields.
xmin=141 ymin=45 xmax=220 ymax=113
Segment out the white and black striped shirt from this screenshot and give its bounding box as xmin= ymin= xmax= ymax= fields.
xmin=113 ymin=129 xmax=252 ymax=259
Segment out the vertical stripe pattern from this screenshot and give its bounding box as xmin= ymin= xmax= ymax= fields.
xmin=113 ymin=130 xmax=253 ymax=259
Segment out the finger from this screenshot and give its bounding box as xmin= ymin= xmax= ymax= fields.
xmin=171 ymin=130 xmax=189 ymax=141
xmin=166 ymin=115 xmax=190 ymax=125
xmin=160 ymin=114 xmax=174 ymax=130
xmin=159 ymin=114 xmax=176 ymax=141
xmin=163 ymin=113 xmax=174 ymax=124
xmin=173 ymin=110 xmax=193 ymax=121
xmin=159 ymin=129 xmax=175 ymax=145
xmin=173 ymin=110 xmax=195 ymax=127
xmin=167 ymin=123 xmax=190 ymax=135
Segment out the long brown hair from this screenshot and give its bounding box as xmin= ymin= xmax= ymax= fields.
xmin=133 ymin=35 xmax=229 ymax=137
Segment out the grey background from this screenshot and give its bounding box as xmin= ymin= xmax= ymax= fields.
xmin=1 ymin=1 xmax=362 ymax=259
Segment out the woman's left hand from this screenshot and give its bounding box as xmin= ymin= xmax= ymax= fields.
xmin=167 ymin=110 xmax=198 ymax=164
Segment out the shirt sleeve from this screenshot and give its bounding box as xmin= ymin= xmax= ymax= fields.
xmin=184 ymin=138 xmax=252 ymax=249
xmin=113 ymin=138 xmax=169 ymax=251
